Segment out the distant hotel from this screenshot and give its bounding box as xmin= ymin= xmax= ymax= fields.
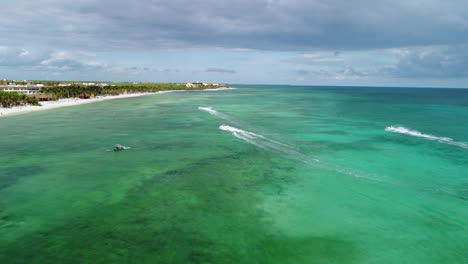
xmin=1 ymin=84 xmax=45 ymax=95
xmin=1 ymin=80 xmax=224 ymax=95
xmin=1 ymin=81 xmax=110 ymax=95
xmin=186 ymin=82 xmax=224 ymax=88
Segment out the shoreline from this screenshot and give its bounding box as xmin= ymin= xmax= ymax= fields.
xmin=0 ymin=88 xmax=234 ymax=118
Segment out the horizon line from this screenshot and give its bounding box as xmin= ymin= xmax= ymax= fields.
xmin=2 ymin=79 xmax=468 ymax=90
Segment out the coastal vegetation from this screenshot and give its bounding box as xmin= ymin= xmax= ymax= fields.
xmin=0 ymin=91 xmax=39 ymax=108
xmin=41 ymin=83 xmax=221 ymax=99
xmin=0 ymin=81 xmax=227 ymax=108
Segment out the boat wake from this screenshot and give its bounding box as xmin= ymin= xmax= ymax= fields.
xmin=219 ymin=124 xmax=308 ymax=158
xmin=198 ymin=107 xmax=239 ymax=124
xmin=200 ymin=106 xmax=384 ymax=181
xmin=198 ymin=106 xmax=219 ymax=115
xmin=385 ymin=126 xmax=468 ymax=149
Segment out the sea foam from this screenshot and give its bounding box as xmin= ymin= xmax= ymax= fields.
xmin=385 ymin=126 xmax=468 ymax=149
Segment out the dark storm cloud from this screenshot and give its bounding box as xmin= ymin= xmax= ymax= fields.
xmin=2 ymin=0 xmax=468 ymax=51
xmin=2 ymin=0 xmax=468 ymax=80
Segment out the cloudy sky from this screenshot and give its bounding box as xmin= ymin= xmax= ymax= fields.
xmin=1 ymin=0 xmax=468 ymax=87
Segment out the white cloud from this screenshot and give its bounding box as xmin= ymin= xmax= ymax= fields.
xmin=382 ymin=45 xmax=468 ymax=78
xmin=38 ymin=51 xmax=108 ymax=71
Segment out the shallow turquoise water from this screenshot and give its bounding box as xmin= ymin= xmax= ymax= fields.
xmin=1 ymin=86 xmax=467 ymax=263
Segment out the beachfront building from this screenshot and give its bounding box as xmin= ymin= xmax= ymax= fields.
xmin=1 ymin=86 xmax=41 ymax=95
xmin=186 ymin=82 xmax=226 ymax=88
xmin=186 ymin=82 xmax=205 ymax=88
xmin=34 ymin=94 xmax=53 ymax=101
xmin=80 ymin=82 xmax=108 ymax=87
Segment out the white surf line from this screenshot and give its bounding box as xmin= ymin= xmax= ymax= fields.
xmin=385 ymin=126 xmax=468 ymax=149
xmin=194 ymin=87 xmax=236 ymax=91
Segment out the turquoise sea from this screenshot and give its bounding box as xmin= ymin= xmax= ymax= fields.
xmin=1 ymin=85 xmax=468 ymax=263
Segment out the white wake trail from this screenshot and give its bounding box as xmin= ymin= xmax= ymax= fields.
xmin=385 ymin=126 xmax=468 ymax=149
xmin=219 ymin=124 xmax=384 ymax=181
xmin=219 ymin=125 xmax=302 ymax=156
xmin=201 ymin=106 xmax=385 ymax=181
xmin=198 ymin=106 xmax=218 ymax=115
xmin=198 ymin=107 xmax=239 ymax=124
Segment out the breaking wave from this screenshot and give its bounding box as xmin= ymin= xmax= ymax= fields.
xmin=385 ymin=126 xmax=468 ymax=149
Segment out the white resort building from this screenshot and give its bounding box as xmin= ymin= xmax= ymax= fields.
xmin=186 ymin=82 xmax=205 ymax=88
xmin=1 ymin=86 xmax=41 ymax=95
xmin=186 ymin=82 xmax=223 ymax=88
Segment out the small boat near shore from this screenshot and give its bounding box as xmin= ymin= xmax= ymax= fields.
xmin=114 ymin=144 xmax=131 ymax=151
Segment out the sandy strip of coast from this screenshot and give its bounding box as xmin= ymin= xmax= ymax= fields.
xmin=0 ymin=88 xmax=234 ymax=118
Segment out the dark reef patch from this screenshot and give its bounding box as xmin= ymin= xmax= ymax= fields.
xmin=0 ymin=166 xmax=44 ymax=190
xmin=0 ymin=152 xmax=358 ymax=264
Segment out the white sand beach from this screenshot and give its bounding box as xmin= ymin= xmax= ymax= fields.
xmin=0 ymin=88 xmax=234 ymax=118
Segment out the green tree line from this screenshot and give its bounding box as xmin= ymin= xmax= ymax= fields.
xmin=0 ymin=91 xmax=39 ymax=108
xmin=41 ymin=83 xmax=220 ymax=99
xmin=1 ymin=83 xmax=226 ymax=107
